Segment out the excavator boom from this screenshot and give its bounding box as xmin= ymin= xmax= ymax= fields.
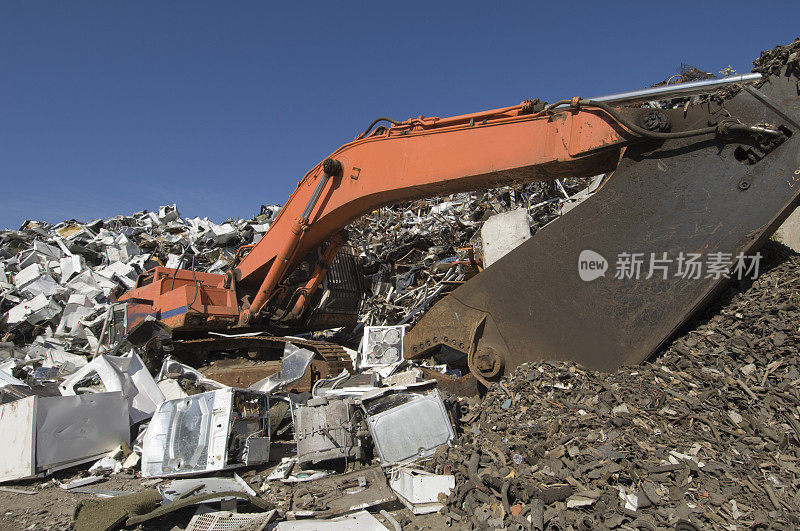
xmin=120 ymin=64 xmax=800 ymax=380
xmin=121 ymin=91 xmax=636 ymax=329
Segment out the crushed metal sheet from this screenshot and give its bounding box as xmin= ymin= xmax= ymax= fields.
xmin=60 ymin=476 xmax=106 ymax=490
xmin=35 ymin=392 xmax=131 ymax=473
xmin=0 ymin=391 xmax=130 ymax=482
xmin=248 ymin=342 xmax=315 ymax=393
xmin=59 ymin=351 xmax=164 ymax=424
xmin=159 ymin=474 xmax=256 ymax=503
xmin=480 ymin=207 xmax=531 ymax=267
xmin=289 ymin=465 xmax=396 ymax=518
xmin=0 ymin=486 xmax=36 ymax=495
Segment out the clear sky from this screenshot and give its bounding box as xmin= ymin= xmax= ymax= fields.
xmin=0 ymin=1 xmax=797 ymax=229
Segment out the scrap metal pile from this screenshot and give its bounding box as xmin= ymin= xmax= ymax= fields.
xmin=0 ymin=203 xmax=280 ymax=352
xmin=352 ymin=178 xmax=593 ymax=327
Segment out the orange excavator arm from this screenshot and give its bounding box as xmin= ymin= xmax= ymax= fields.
xmin=234 ymin=98 xmax=632 ymax=322
xmin=120 ymin=72 xmax=785 ymax=339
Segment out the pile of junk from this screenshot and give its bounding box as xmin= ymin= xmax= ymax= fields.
xmin=2 ymin=39 xmax=800 ymax=530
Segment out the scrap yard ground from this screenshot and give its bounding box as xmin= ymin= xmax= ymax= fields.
xmin=2 ymin=239 xmax=800 ymax=529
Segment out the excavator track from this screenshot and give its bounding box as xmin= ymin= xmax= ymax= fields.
xmin=171 ymin=335 xmax=351 ymax=391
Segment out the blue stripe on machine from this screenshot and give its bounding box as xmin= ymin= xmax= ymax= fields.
xmin=160 ymin=305 xmax=188 ymax=319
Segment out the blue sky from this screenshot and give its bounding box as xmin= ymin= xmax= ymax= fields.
xmin=0 ymin=2 xmax=797 ymax=229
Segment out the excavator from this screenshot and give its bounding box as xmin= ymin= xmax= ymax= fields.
xmin=120 ymin=54 xmax=800 ymax=392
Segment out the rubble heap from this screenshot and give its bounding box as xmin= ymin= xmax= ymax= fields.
xmin=0 ymin=204 xmax=279 ymax=354
xmin=2 ymin=190 xmax=799 ymax=530
xmin=753 ymin=38 xmax=800 ymax=76
xmin=430 ymin=243 xmax=800 ymax=529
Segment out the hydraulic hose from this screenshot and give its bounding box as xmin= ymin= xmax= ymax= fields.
xmin=578 ymin=99 xmax=718 ymax=139
xmin=358 ymin=117 xmax=404 ymax=139
xmin=582 ymin=98 xmax=782 ymax=140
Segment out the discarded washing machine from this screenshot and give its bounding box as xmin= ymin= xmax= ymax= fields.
xmin=361 ymin=388 xmax=454 ymax=465
xmin=141 ymin=388 xmax=270 ymax=477
xmin=293 ymin=396 xmax=370 ymax=468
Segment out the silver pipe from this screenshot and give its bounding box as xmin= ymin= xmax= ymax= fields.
xmin=586 ymin=73 xmax=762 ymax=105
xmin=301 ymin=173 xmax=330 ymax=220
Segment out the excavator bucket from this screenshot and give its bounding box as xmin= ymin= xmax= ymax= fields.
xmin=405 ymin=65 xmax=800 ymax=378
